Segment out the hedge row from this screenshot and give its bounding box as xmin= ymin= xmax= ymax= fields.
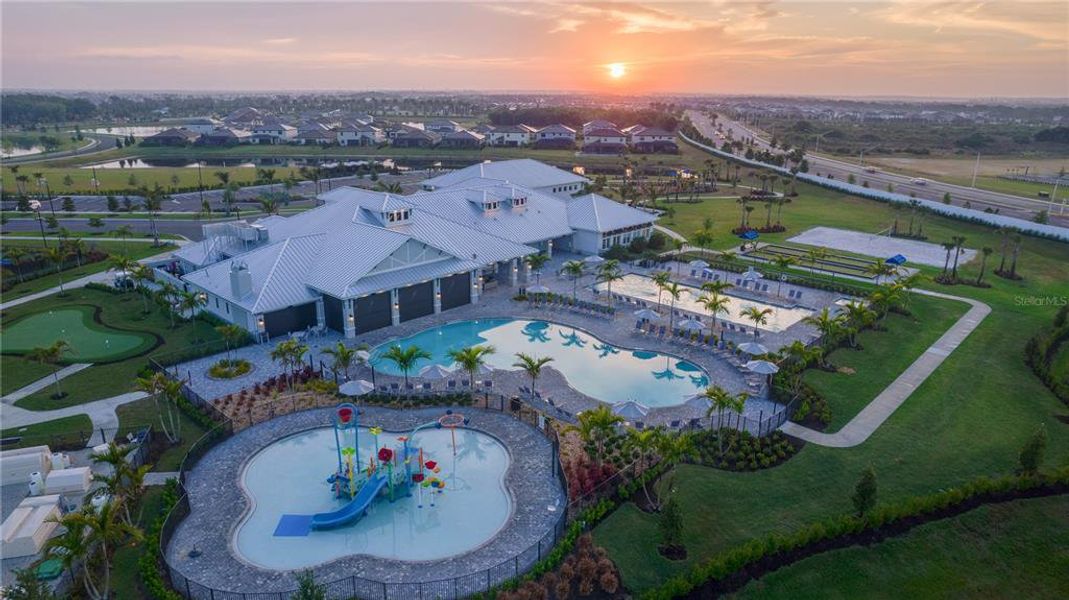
xmin=138 ymin=479 xmax=184 ymax=600
xmin=640 ymin=467 xmax=1069 ymax=600
xmin=1024 ymin=304 xmax=1069 ymax=403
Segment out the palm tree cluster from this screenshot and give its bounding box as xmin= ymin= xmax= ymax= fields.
xmin=270 ymin=338 xmax=312 ymax=386
xmin=135 ymin=371 xmax=184 ymax=443
xmin=595 ymin=259 xmax=623 ymax=309
xmin=154 ymin=281 xmax=205 ymax=327
xmin=27 ymin=340 xmax=73 ymax=399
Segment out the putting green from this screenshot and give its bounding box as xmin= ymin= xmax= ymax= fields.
xmin=0 ymin=305 xmax=156 ymax=362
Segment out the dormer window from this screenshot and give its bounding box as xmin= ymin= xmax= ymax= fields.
xmin=385 ymin=209 xmax=411 ymax=224
xmin=483 ymin=201 xmax=500 ymax=212
xmin=512 ymin=196 xmax=527 ymax=208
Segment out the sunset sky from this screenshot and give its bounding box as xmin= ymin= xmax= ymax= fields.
xmin=2 ymin=1 xmax=1066 ymax=97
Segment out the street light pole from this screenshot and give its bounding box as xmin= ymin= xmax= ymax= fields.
xmin=970 ymin=152 xmax=980 ymax=188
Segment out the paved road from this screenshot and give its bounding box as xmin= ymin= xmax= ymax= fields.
xmin=2 ymin=134 xmax=116 ymax=165
xmin=779 ymin=289 xmax=990 ymax=447
xmin=688 ymin=110 xmax=1068 ymax=225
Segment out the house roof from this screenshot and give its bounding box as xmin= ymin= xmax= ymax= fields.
xmin=490 ymin=125 xmax=530 ymax=134
xmin=566 ymin=194 xmax=658 ymax=233
xmin=537 ymin=124 xmax=576 ymax=135
xmin=584 ymin=127 xmax=626 ymax=138
xmin=583 ymin=120 xmax=617 ymax=130
xmin=420 ymin=158 xmax=588 ymax=190
xmin=631 ymin=126 xmax=674 ymax=137
xmin=443 ymin=130 xmax=484 ymax=141
xmin=149 ymin=128 xmax=199 ymax=140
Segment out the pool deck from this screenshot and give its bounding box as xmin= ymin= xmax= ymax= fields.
xmin=166 ymin=406 xmax=564 ymax=593
xmin=173 ymin=253 xmax=845 ymax=427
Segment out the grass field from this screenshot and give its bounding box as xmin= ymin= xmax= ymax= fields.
xmin=115 ymin=396 xmax=211 ymax=471
xmin=804 ymin=294 xmax=970 ymax=432
xmin=865 ymin=156 xmax=1067 ymax=200
xmin=1 ymin=239 xmax=176 ymax=298
xmin=1 ymin=230 xmax=182 ymax=240
xmin=0 ymin=354 xmax=55 ymax=395
xmin=111 ymin=485 xmax=169 ymax=600
xmin=1 ymin=131 xmax=84 ymax=156
xmin=595 ymin=155 xmax=1069 ymax=592
xmin=0 ymin=414 xmax=94 ymax=449
xmin=2 ymin=287 xmax=222 ymax=410
xmin=733 ymin=494 xmax=1069 ymax=599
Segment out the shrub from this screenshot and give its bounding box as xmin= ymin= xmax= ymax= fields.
xmin=659 ymin=496 xmax=684 ymax=548
xmin=208 ymin=358 xmax=252 ymax=379
xmin=1018 ymin=424 xmax=1048 ymax=474
xmin=852 ymin=466 xmax=878 ymax=516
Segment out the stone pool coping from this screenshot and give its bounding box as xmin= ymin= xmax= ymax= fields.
xmin=166 ymin=406 xmax=565 ymax=593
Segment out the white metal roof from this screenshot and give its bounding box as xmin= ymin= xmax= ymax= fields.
xmin=420 ymin=158 xmax=588 ymax=191
xmin=567 ymin=194 xmax=658 ymax=233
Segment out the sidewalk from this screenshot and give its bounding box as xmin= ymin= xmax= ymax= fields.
xmin=0 ymin=391 xmax=149 ymax=448
xmin=780 ymin=289 xmax=990 ymax=447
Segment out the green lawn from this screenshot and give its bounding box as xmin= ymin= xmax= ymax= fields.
xmin=115 ymin=396 xmax=211 ymax=471
xmin=0 ymin=354 xmax=55 ymax=395
xmin=0 ymin=414 xmax=93 ymax=449
xmin=3 ymin=287 xmax=222 ymax=410
xmin=595 ymin=157 xmax=1069 ymax=593
xmin=805 ymin=294 xmax=970 ymax=432
xmin=1 ymin=230 xmax=182 ymax=240
xmin=1 ymin=239 xmax=176 ymax=298
xmin=732 ymin=495 xmax=1069 ymax=600
xmin=0 ymin=164 xmax=299 ymax=196
xmin=111 ymin=485 xmax=169 ymax=600
xmin=1051 ymin=342 xmax=1069 ymax=386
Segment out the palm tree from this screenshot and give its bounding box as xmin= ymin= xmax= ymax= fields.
xmin=64 ymin=238 xmax=86 ymax=267
xmin=691 ymin=228 xmax=713 ymax=258
xmin=625 ymin=427 xmax=662 ymax=505
xmin=1008 ymin=234 xmax=1022 ymax=278
xmin=322 ymin=342 xmax=358 ymax=381
xmin=651 ymin=270 xmax=671 ymax=310
xmin=215 ymin=324 xmax=246 ymax=362
xmin=702 ymin=385 xmax=743 ymax=451
xmin=561 ymin=260 xmax=585 ymax=301
xmin=177 ymin=290 xmax=205 ymax=321
xmin=382 ymin=345 xmax=431 ymax=387
xmin=805 ymin=246 xmax=827 ymax=271
xmin=779 ymin=341 xmax=823 ymax=398
xmin=43 ymin=508 xmax=90 ymax=587
xmin=135 ymin=372 xmax=182 ymax=443
xmin=976 ymin=247 xmax=993 ymax=285
xmin=596 ymin=259 xmax=623 ymax=309
xmin=575 ymin=404 xmax=622 ymax=466
xmin=662 ymin=281 xmax=684 ymax=331
xmin=130 ymin=264 xmax=153 ymax=312
xmin=42 ymin=246 xmax=68 ymax=293
xmin=841 ymin=301 xmax=875 ymax=347
xmin=512 ymin=352 xmax=554 ymax=398
xmin=803 ymin=307 xmax=843 ymax=351
xmin=156 ymin=282 xmax=179 ymax=328
xmin=6 ymin=246 xmax=27 ymax=283
xmin=950 ymin=235 xmax=967 ymax=279
xmin=741 ymin=306 xmax=773 ymax=338
xmin=114 ymin=225 xmax=133 ymax=257
xmin=940 ymin=241 xmax=956 ymax=275
xmin=447 ymin=345 xmax=496 ymax=388
xmin=47 ymin=500 xmax=142 ymax=600
xmin=90 ymin=442 xmax=152 ymax=525
xmin=27 ymin=340 xmax=73 ymax=398
xmin=699 ymin=292 xmax=731 ymax=332
xmin=771 ymin=255 xmax=795 ymax=294
xmin=866 ymin=260 xmax=897 ymax=285
xmin=526 ymin=252 xmax=551 ymax=284
xmin=109 ymin=254 xmax=136 ymax=284
xmin=259 ymin=197 xmax=280 ymax=215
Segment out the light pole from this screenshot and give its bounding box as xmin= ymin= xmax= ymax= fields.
xmin=38 ymin=177 xmax=56 ymax=216
xmin=970 ymin=152 xmax=981 ymax=188
xmin=30 ymin=200 xmax=48 ymax=248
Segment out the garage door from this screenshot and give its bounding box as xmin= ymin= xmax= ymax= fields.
xmin=398 ymin=281 xmax=434 ymax=322
xmin=263 ymin=302 xmax=318 ymax=338
xmin=440 ymin=272 xmax=471 ymax=310
xmin=355 ymin=292 xmax=392 ymax=334
xmin=322 ymin=294 xmax=344 ymax=333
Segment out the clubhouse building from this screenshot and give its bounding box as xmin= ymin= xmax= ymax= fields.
xmin=165 ymin=160 xmax=656 ymax=339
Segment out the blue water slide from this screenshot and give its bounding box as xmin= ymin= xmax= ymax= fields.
xmin=310 ymin=473 xmax=387 ymax=530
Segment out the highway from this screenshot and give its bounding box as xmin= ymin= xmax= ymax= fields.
xmin=686 ymin=110 xmax=1068 ymax=226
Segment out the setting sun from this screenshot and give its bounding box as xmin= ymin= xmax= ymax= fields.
xmin=607 ymin=63 xmax=626 ymax=79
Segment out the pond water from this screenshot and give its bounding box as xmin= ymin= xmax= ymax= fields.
xmin=81 ymin=157 xmax=411 ymax=170
xmin=0 ymin=145 xmax=45 ymax=158
xmin=87 ymin=126 xmax=167 ymax=137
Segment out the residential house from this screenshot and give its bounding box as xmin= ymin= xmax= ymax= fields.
xmin=183 ymin=118 xmax=223 ymax=135
xmin=425 ymin=119 xmax=461 ymax=134
xmin=486 ymin=125 xmax=532 ymax=147
xmin=142 ymin=127 xmax=200 ymax=146
xmin=582 ymin=120 xmax=617 ymax=135
xmin=625 ymin=125 xmax=678 ymax=153
xmin=295 ymin=129 xmax=337 ymax=145
xmin=440 ymin=129 xmax=485 ymax=149
xmin=392 ymin=128 xmax=440 ymax=148
xmin=197 ymin=127 xmax=252 ymax=146
xmin=582 ymin=127 xmax=628 ymax=154
xmin=421 ymin=157 xmax=588 ymax=197
xmin=337 ymin=122 xmax=384 ymax=146
xmin=251 ymin=118 xmax=297 ymax=145
xmin=533 ymin=124 xmax=576 ymax=149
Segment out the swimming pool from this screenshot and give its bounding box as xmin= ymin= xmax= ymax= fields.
xmin=234 ymin=426 xmax=511 ymax=569
xmin=597 ymin=274 xmax=814 ymax=333
xmin=370 ymin=319 xmax=709 ymax=407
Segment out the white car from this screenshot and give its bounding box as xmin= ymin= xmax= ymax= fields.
xmin=911 ymin=177 xmax=928 ymax=185
xmin=864 ymin=166 xmax=878 ymax=174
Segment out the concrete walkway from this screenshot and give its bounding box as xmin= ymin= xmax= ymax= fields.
xmin=0 ymin=391 xmax=149 ymax=447
xmin=1 ymin=363 xmax=93 ymax=402
xmin=780 ymin=289 xmax=990 ymax=447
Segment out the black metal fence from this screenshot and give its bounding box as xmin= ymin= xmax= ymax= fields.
xmin=157 ymin=386 xmax=570 ymax=600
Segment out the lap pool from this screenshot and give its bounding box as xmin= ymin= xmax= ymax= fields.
xmin=370 ymin=319 xmax=709 ymax=407
xmin=235 ymin=426 xmax=511 ymax=569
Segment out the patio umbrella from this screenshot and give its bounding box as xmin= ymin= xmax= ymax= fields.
xmin=633 ymin=308 xmax=661 ymax=321
xmin=683 ymin=393 xmax=713 ymax=411
xmin=737 ymin=342 xmax=769 ymax=356
xmin=612 ymin=400 xmax=649 ymax=420
xmin=419 ymin=364 xmax=455 ymax=380
xmin=528 ymin=284 xmax=550 ymax=294
xmin=688 ymin=259 xmax=710 ymax=269
xmin=678 ymin=318 xmax=704 ymax=332
xmin=355 ymin=350 xmax=371 ymax=362
xmin=744 ymin=360 xmax=780 ymax=375
xmin=338 ymin=379 xmax=375 ymax=396
xmin=583 ymin=255 xmax=606 ymax=265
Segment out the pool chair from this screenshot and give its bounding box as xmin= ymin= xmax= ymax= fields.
xmin=547 ymin=398 xmax=556 ymax=406
xmin=796 ymin=292 xmax=803 ymax=300
xmin=787 ymin=290 xmax=796 ymax=299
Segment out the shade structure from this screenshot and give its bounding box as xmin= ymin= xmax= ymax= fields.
xmin=683 ymin=393 xmax=713 ymax=411
xmin=338 ymin=379 xmax=375 ymax=396
xmin=633 ymin=308 xmax=661 ymax=321
xmin=355 ymin=350 xmax=371 ymax=362
xmin=612 ymin=400 xmax=650 ymax=420
xmin=418 ymin=364 xmax=455 ymax=380
xmin=688 ymin=259 xmax=710 ymax=269
xmin=737 ymin=342 xmax=769 ymax=356
xmin=583 ymin=255 xmax=606 ymax=265
xmin=742 ymin=267 xmax=764 ymax=281
xmin=677 ymin=318 xmax=705 ymax=332
xmin=744 ymin=360 xmax=780 ymax=375
xmin=739 ymin=230 xmax=759 ymax=241
xmin=528 ymin=284 xmax=550 ymax=294
xmin=885 ymin=254 xmax=907 ymax=266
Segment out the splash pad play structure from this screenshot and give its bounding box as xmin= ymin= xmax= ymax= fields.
xmin=273 ymin=404 xmax=468 ymax=537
